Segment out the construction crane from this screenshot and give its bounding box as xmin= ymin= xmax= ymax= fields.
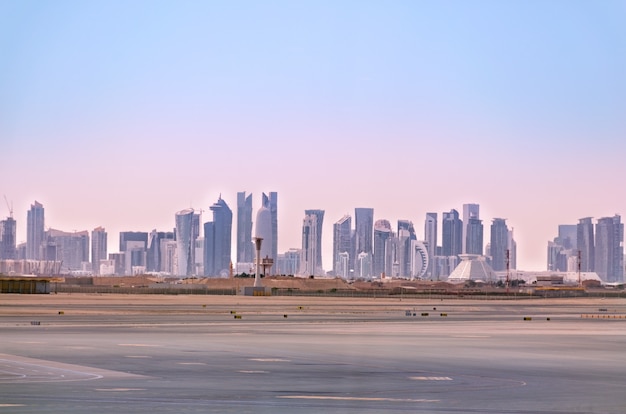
xmin=3 ymin=195 xmax=13 ymax=219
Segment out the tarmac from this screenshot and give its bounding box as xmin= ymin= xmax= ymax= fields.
xmin=1 ymin=294 xmax=625 ymax=413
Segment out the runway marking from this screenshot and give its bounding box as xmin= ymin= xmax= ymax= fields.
xmin=118 ymin=344 xmax=160 ymax=347
xmin=249 ymin=358 xmax=290 ymax=362
xmin=278 ymin=396 xmax=439 ymax=403
xmin=95 ymin=388 xmax=146 ymax=392
xmin=178 ymin=362 xmax=206 ymax=365
xmin=0 ymin=404 xmax=26 ymax=407
xmin=239 ymin=370 xmax=268 ymax=374
xmin=410 ymin=376 xmax=452 ymax=381
xmin=124 ymin=355 xmax=152 ymax=359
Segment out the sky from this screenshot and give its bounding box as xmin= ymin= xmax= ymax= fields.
xmin=1 ymin=0 xmax=625 ymax=272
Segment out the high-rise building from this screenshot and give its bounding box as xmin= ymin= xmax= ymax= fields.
xmin=300 ymin=212 xmax=321 ymax=276
xmin=119 ymin=231 xmax=148 ymax=276
xmin=558 ymin=225 xmax=577 ymax=250
xmin=577 ymin=217 xmax=595 ymax=272
xmin=373 ymin=219 xmax=392 ymax=277
xmin=262 ymin=192 xmax=278 ymax=262
xmin=44 ymin=229 xmax=89 ymax=273
xmin=91 ymin=227 xmax=107 ymax=275
xmin=304 ymin=209 xmax=324 ymax=272
xmin=0 ymin=216 xmax=17 ymax=260
xmin=396 ymin=220 xmax=416 ymax=278
xmin=332 ymin=215 xmax=352 ymax=276
xmin=462 ymin=204 xmax=480 ymax=254
xmin=236 ymin=192 xmax=254 ymax=264
xmin=424 ymin=213 xmax=437 ymax=259
xmin=355 ymin=208 xmax=374 ymax=273
xmin=175 ymin=209 xmax=196 ymax=276
xmin=594 ymin=215 xmax=624 ymax=283
xmin=146 ymin=230 xmax=174 ymax=272
xmin=490 ymin=218 xmax=509 ymax=271
xmin=465 ymin=217 xmax=484 ymax=255
xmin=26 ymin=201 xmax=45 ymax=260
xmin=276 ymin=248 xmax=301 ymax=275
xmin=204 ymin=196 xmax=233 ymax=277
xmin=442 ymin=209 xmax=462 ymax=257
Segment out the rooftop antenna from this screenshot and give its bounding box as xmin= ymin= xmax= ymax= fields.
xmin=3 ymin=195 xmax=13 ymax=218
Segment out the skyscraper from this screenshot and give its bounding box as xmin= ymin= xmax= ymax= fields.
xmin=236 ymin=192 xmax=254 ymax=264
xmin=0 ymin=216 xmax=16 ymax=260
xmin=300 ymin=213 xmax=320 ymax=276
xmin=204 ymin=196 xmax=233 ymax=277
xmin=355 ymin=208 xmax=374 ymax=257
xmin=175 ymin=209 xmax=196 ymax=276
xmin=27 ymin=201 xmax=44 ymax=260
xmin=332 ymin=215 xmax=352 ymax=276
xmin=304 ymin=209 xmax=324 ymax=272
xmin=262 ymin=192 xmax=278 ymax=262
xmin=44 ymin=229 xmax=89 ymax=272
xmin=91 ymin=227 xmax=107 ymax=275
xmin=373 ymin=219 xmax=392 ymax=278
xmin=577 ymin=217 xmax=595 ymax=272
xmin=119 ymin=231 xmax=148 ymax=275
xmin=424 ymin=213 xmax=437 ymax=260
xmin=442 ymin=209 xmax=462 ymax=257
xmin=595 ymin=215 xmax=624 ymax=283
xmin=465 ymin=217 xmax=484 ymax=255
xmin=462 ymin=204 xmax=479 ymax=254
xmin=490 ymin=218 xmax=509 ymax=271
xmin=146 ymin=230 xmax=174 ymax=272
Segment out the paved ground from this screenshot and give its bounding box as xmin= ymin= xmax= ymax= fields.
xmin=1 ymin=294 xmax=625 ymax=413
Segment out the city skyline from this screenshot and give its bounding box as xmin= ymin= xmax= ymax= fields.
xmin=2 ymin=1 xmax=625 ymax=272
xmin=2 ymin=195 xmax=624 ymax=277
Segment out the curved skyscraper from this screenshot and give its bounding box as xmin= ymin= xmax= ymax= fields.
xmin=175 ymin=209 xmax=195 ymax=276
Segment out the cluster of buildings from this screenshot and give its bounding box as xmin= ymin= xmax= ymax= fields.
xmin=0 ymin=196 xmax=623 ymax=284
xmin=547 ymin=216 xmax=624 ymax=283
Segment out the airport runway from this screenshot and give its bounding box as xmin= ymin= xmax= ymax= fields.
xmin=1 ymin=294 xmax=625 ymax=413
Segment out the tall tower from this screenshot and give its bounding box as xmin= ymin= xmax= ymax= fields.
xmin=462 ymin=204 xmax=480 ymax=254
xmin=27 ymin=201 xmax=45 ymax=260
xmin=91 ymin=227 xmax=107 ymax=275
xmin=577 ymin=217 xmax=595 ymax=272
xmin=442 ymin=209 xmax=462 ymax=257
xmin=0 ymin=216 xmax=17 ymax=260
xmin=304 ymin=209 xmax=325 ymax=273
xmin=490 ymin=218 xmax=509 ymax=271
xmin=262 ymin=192 xmax=278 ymax=262
xmin=465 ymin=217 xmax=484 ymax=255
xmin=204 ymin=196 xmax=233 ymax=277
xmin=175 ymin=209 xmax=196 ymax=276
xmin=300 ymin=213 xmax=319 ymax=276
xmin=424 ymin=212 xmax=437 ymax=258
xmin=332 ymin=215 xmax=352 ymax=276
xmin=594 ymin=215 xmax=624 ymax=283
xmin=373 ymin=219 xmax=392 ymax=277
xmin=355 ymin=208 xmax=374 ymax=256
xmin=236 ymin=192 xmax=254 ymax=264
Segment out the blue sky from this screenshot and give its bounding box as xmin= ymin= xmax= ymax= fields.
xmin=1 ymin=0 xmax=625 ymax=271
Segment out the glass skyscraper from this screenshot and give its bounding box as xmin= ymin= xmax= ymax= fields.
xmin=490 ymin=218 xmax=509 ymax=271
xmin=442 ymin=209 xmax=462 ymax=257
xmin=332 ymin=215 xmax=352 ymax=276
xmin=91 ymin=227 xmax=107 ymax=275
xmin=236 ymin=192 xmax=254 ymax=264
xmin=175 ymin=209 xmax=196 ymax=276
xmin=27 ymin=201 xmax=44 ymax=260
xmin=204 ymin=197 xmax=233 ymax=277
